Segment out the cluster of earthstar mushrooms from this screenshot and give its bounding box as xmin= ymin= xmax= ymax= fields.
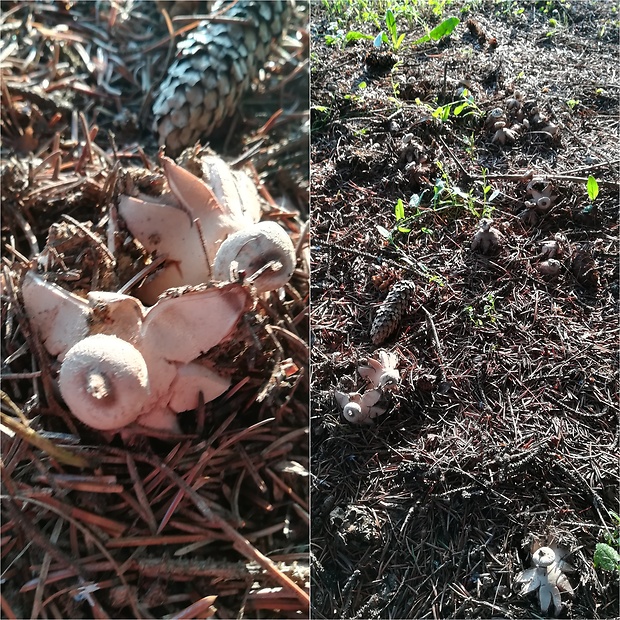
xmin=334 ymin=351 xmax=400 ymax=425
xmin=22 ymin=152 xmax=298 ymax=433
xmin=487 ymin=91 xmax=559 ymax=146
xmin=470 ymin=175 xmax=570 ymax=278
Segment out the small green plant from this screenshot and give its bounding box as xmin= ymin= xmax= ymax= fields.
xmin=566 ymin=98 xmax=581 ymax=110
xmin=482 ymin=292 xmax=497 ymax=323
xmin=579 ymin=175 xmax=600 ymax=217
xmin=594 ymin=543 xmax=620 ymax=572
xmin=416 ymin=89 xmax=481 ymax=123
xmin=413 ymin=16 xmax=460 ymax=45
xmin=383 ymin=8 xmax=406 ymax=51
xmin=464 ymin=132 xmax=476 ymax=158
xmin=325 ymin=29 xmax=374 ymax=48
xmin=343 ymin=80 xmax=367 ymax=103
xmin=428 ymin=273 xmax=445 ymax=287
xmin=593 ymin=511 xmax=620 ymax=573
xmin=546 ymin=17 xmax=559 ymax=37
xmin=466 ymin=292 xmax=498 ymax=326
xmin=389 ymin=163 xmax=496 ymax=233
xmin=394 ymin=198 xmax=412 ymax=233
xmin=311 ymin=105 xmax=332 ymax=132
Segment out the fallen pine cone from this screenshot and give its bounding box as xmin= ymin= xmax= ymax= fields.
xmin=152 ymin=0 xmax=292 ymax=154
xmin=370 ymin=280 xmax=416 ymax=345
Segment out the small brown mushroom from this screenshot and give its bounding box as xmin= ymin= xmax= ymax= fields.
xmin=540 ymin=122 xmax=558 ymax=137
xmin=486 ymin=107 xmax=505 ymax=128
xmin=539 ymin=233 xmax=567 ymax=259
xmin=515 ymin=544 xmax=575 ymax=616
xmin=492 ymin=125 xmax=518 ymax=145
xmin=471 ymin=218 xmax=504 ymax=254
xmin=537 ymin=259 xmax=561 ymax=276
xmin=526 ymin=177 xmax=558 ymax=213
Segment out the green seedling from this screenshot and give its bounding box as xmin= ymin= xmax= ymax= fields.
xmin=427 ymin=273 xmax=445 ymax=287
xmin=587 ymin=175 xmax=599 ymax=201
xmin=480 ymin=169 xmax=500 ymax=218
xmin=593 ymin=511 xmax=620 ymax=573
xmin=384 ymin=9 xmax=406 ymax=51
xmin=546 ymin=17 xmax=558 ymax=37
xmin=394 ymin=198 xmax=412 ymax=233
xmin=413 ymin=16 xmax=460 ymax=45
xmin=566 ymin=98 xmax=581 ymax=110
xmin=311 ymin=105 xmax=332 ymax=132
xmin=343 ymin=81 xmax=367 ymax=103
xmin=325 ymin=30 xmax=374 ymax=48
xmin=466 ymin=292 xmax=498 ymax=326
xmin=580 ymin=175 xmax=600 ymax=217
xmin=416 ymin=89 xmax=481 ymax=123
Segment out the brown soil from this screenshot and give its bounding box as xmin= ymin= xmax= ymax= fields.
xmin=310 ymin=1 xmax=618 ymax=618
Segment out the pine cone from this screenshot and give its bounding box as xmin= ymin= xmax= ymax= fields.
xmin=152 ymin=0 xmax=292 ymax=154
xmin=370 ymin=280 xmax=416 ymax=345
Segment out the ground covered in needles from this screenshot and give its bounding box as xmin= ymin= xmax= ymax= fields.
xmin=1 ymin=2 xmax=309 ymax=618
xmin=310 ymin=1 xmax=618 ymax=618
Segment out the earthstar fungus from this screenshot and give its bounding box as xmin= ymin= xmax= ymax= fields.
xmin=22 ymin=271 xmax=253 ymax=432
xmin=515 ymin=544 xmax=575 ymax=616
xmin=334 ymin=389 xmax=387 ymax=425
xmin=358 ymin=350 xmax=400 ymax=390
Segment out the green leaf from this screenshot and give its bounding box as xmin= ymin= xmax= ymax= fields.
xmin=587 ymin=175 xmax=599 ymax=201
xmin=593 ymin=543 xmax=620 ymax=572
xmin=413 ymin=33 xmax=430 ymax=45
xmin=345 ymin=31 xmax=374 ymax=44
xmin=414 ymin=17 xmax=460 ymax=45
xmin=385 ymin=9 xmax=396 ymax=34
xmin=395 ymin=33 xmax=406 ymax=50
xmin=429 ymin=17 xmax=460 ymax=40
xmin=394 ymin=198 xmax=405 ymax=221
xmin=398 ymin=225 xmax=412 ymax=233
